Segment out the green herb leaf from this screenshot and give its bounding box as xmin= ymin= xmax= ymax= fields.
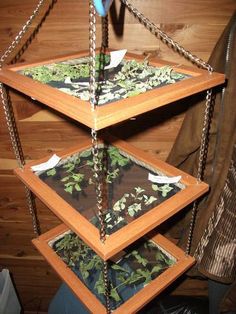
xmin=111 ymin=264 xmax=129 ymax=273
xmin=80 ymin=150 xmax=91 ymax=158
xmin=110 ymin=288 xmax=121 ymax=302
xmin=75 ymin=184 xmax=82 ymax=192
xmin=46 ymin=168 xmax=56 ymax=176
xmin=65 ymin=185 xmax=73 ymax=194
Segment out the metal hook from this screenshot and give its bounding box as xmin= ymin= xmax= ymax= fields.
xmin=93 ymin=0 xmax=113 ymax=16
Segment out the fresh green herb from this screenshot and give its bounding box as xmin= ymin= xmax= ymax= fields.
xmin=152 ymin=183 xmax=173 ymax=197
xmin=22 ymin=55 xmax=187 ymax=105
xmin=53 ymin=232 xmax=175 ymax=307
xmin=22 ymin=53 xmax=110 ymax=83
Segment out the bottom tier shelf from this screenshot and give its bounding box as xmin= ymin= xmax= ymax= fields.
xmin=33 ymin=224 xmax=195 ymax=314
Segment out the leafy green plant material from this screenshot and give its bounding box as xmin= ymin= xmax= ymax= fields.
xmin=44 ymin=146 xmax=131 ymax=196
xmin=40 ymin=145 xmax=182 ymax=236
xmin=21 ymin=54 xmax=189 ymax=105
xmin=22 ymin=54 xmax=110 ymax=83
xmin=52 ymin=232 xmax=175 ymax=309
xmin=113 ymin=186 xmax=157 ymax=219
xmin=152 ymin=183 xmax=174 ymax=197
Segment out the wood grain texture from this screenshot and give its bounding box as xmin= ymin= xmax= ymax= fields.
xmin=0 ymin=0 xmax=235 ymax=311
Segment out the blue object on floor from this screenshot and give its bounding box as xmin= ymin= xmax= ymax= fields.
xmin=48 ymin=284 xmax=89 ymax=314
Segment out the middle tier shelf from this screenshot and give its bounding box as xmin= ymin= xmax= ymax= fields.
xmin=14 ymin=135 xmax=208 ymax=260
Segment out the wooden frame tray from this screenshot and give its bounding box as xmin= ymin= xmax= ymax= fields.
xmin=14 ymin=135 xmax=208 ymax=260
xmin=0 ymin=49 xmax=225 ymax=130
xmin=33 ymin=223 xmax=195 ymax=314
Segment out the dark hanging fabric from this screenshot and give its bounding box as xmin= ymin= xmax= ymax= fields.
xmin=167 ymin=11 xmax=236 ymax=284
xmin=197 ymin=144 xmax=236 ymax=282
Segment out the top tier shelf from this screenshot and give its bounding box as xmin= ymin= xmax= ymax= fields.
xmin=0 ymin=50 xmax=225 ymax=130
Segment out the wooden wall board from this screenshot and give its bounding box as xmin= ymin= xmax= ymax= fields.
xmin=0 ymin=103 xmax=186 ymax=165
xmin=0 ymin=175 xmax=59 ymax=222
xmin=128 ymin=1 xmax=235 ymax=24
xmin=0 ymin=120 xmax=90 ymax=160
xmin=0 ymin=257 xmax=61 ymax=312
xmin=1 ymin=0 xmax=234 ymax=64
xmin=0 ymin=174 xmax=60 ymax=259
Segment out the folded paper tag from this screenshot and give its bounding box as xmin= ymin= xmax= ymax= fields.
xmin=104 ymin=49 xmax=127 ymax=70
xmin=148 ymin=173 xmax=181 ymax=184
xmin=31 ymin=154 xmax=61 ymax=172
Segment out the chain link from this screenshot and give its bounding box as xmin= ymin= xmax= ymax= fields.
xmin=91 ymin=129 xmax=107 ymax=242
xmin=25 ymin=187 xmax=41 ymax=236
xmin=89 ymin=2 xmax=111 ymax=312
xmin=0 ymin=83 xmax=40 ymax=236
xmin=102 ymin=15 xmax=109 ymax=48
xmin=89 ymin=1 xmax=97 ymax=111
xmin=0 ymin=0 xmax=46 ymax=68
xmin=0 ymin=0 xmax=45 ymax=235
xmin=185 ymin=89 xmax=213 ymax=255
xmin=103 ymin=261 xmax=111 ymax=313
xmin=196 ymin=89 xmax=213 ymax=182
xmin=0 ymin=83 xmax=25 ymax=167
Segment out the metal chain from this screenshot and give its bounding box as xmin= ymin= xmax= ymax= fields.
xmin=89 ymin=0 xmax=108 ymax=245
xmin=196 ymin=90 xmax=213 ymax=182
xmin=90 ymin=130 xmax=107 ymax=242
xmin=120 ymin=0 xmax=213 ymax=72
xmin=102 ymin=15 xmax=109 ymax=48
xmin=89 ymin=2 xmax=111 ymax=313
xmin=25 ymin=187 xmax=41 ymax=236
xmin=0 ymin=83 xmax=25 ymax=167
xmin=0 ymin=0 xmax=46 ymax=68
xmin=120 ymin=0 xmax=215 ymax=255
xmin=0 ymin=83 xmax=40 ymax=236
xmin=90 ymin=131 xmax=111 ymax=313
xmin=185 ymin=89 xmax=213 ymax=255
xmin=0 ymin=0 xmax=46 ymax=236
xmin=89 ymin=0 xmax=97 ymax=112
xmin=103 ymin=261 xmax=111 ymax=313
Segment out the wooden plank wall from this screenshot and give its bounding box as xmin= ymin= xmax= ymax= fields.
xmin=0 ymin=0 xmax=235 ymax=312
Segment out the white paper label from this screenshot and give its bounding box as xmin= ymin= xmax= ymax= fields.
xmin=104 ymin=49 xmax=127 ymax=70
xmin=148 ymin=173 xmax=181 ymax=184
xmin=31 ymin=154 xmax=61 ymax=172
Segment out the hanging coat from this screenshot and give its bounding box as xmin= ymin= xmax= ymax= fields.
xmin=167 ymin=11 xmax=236 ymax=283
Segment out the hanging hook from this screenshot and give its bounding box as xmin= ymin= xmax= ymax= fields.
xmin=93 ymin=0 xmax=113 ymax=16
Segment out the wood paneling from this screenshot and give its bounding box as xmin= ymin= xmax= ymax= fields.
xmin=0 ymin=0 xmax=235 ymax=312
xmin=0 ymin=258 xmax=60 ymax=312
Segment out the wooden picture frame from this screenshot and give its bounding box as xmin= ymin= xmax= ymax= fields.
xmin=33 ymin=223 xmax=195 ymax=314
xmin=14 ymin=135 xmax=208 ymax=260
xmin=0 ymin=50 xmax=225 ymax=130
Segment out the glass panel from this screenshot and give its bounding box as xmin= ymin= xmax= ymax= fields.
xmin=19 ymin=53 xmax=190 ymax=106
xmin=37 ymin=145 xmax=185 ymax=235
xmin=49 ymin=230 xmax=176 ymax=310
